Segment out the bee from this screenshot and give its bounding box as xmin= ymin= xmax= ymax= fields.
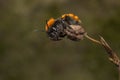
xmin=45 ymin=18 xmax=67 ymax=41
xmin=45 ymin=13 xmax=85 ymax=41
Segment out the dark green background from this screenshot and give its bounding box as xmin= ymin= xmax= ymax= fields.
xmin=0 ymin=0 xmax=120 ymax=80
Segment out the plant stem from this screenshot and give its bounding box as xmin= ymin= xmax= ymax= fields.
xmin=84 ymin=33 xmax=120 ymax=80
xmin=84 ymin=33 xmax=101 ymax=45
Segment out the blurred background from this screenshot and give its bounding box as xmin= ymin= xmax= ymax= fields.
xmin=0 ymin=0 xmax=120 ymax=80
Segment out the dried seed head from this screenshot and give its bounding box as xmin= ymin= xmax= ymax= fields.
xmin=65 ymin=25 xmax=85 ymax=41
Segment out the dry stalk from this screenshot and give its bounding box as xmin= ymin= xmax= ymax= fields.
xmin=84 ymin=33 xmax=120 ymax=68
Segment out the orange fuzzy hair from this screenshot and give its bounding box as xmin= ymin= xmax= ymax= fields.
xmin=45 ymin=18 xmax=55 ymax=31
xmin=61 ymin=13 xmax=81 ymax=23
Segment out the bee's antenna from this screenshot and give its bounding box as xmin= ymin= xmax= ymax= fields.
xmin=33 ymin=25 xmax=45 ymax=33
xmin=34 ymin=20 xmax=48 ymax=33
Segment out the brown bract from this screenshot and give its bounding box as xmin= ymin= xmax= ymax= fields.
xmin=65 ymin=25 xmax=85 ymax=41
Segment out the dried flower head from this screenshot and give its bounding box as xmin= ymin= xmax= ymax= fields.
xmin=65 ymin=25 xmax=85 ymax=41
